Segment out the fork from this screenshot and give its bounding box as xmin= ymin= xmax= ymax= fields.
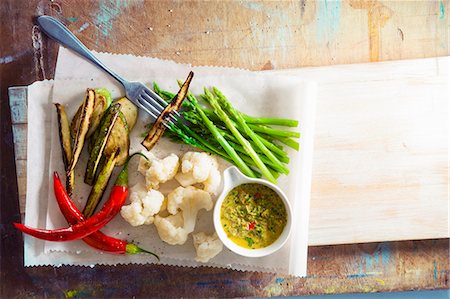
xmin=36 ymin=15 xmax=179 ymax=126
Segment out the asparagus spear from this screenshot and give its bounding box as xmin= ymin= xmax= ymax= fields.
xmin=211 ymin=87 xmax=289 ymax=175
xmin=153 ymin=82 xmax=298 ymax=181
xmin=271 ymin=135 xmax=300 ymax=151
xmin=154 ymin=82 xmax=298 ymax=127
xmin=203 ymin=88 xmax=277 ymax=183
xmin=186 ymin=92 xmax=257 ymax=178
xmin=182 ymin=108 xmax=290 ymax=162
xmin=242 ymin=115 xmax=298 ymax=127
xmin=248 ymin=123 xmax=300 ymax=138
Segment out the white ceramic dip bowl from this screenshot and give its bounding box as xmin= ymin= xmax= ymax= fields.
xmin=213 ymin=166 xmax=292 ymax=258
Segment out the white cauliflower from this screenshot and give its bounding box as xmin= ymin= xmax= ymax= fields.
xmin=203 ymin=167 xmax=221 ymax=195
xmin=154 ymin=186 xmax=213 ymax=245
xmin=120 ymin=183 xmax=164 ymax=226
xmin=153 ymin=213 xmax=188 ymax=245
xmin=175 ymin=152 xmax=221 ymax=195
xmin=193 ymin=232 xmax=223 ymax=263
xmin=139 ymin=153 xmax=179 ymax=189
xmin=137 ymin=151 xmax=155 ymax=176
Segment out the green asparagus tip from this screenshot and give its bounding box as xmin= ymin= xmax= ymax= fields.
xmin=126 ymin=244 xmax=160 ymax=260
xmin=153 ymin=82 xmax=160 ymax=92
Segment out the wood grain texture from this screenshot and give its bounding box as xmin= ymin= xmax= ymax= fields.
xmin=270 ymin=57 xmax=449 ymax=246
xmin=1 ymin=0 xmax=449 ymax=297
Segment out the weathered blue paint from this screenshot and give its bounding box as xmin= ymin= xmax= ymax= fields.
xmin=316 ymin=0 xmax=341 ymax=43
xmin=0 ymin=55 xmax=14 ymax=64
xmin=78 ymin=22 xmax=90 ymax=33
xmin=94 ymin=0 xmax=143 ymax=38
xmin=1 ymin=49 xmax=31 ymax=65
xmin=433 ymin=260 xmax=437 ymax=280
xmin=8 ymin=87 xmax=28 ymax=123
xmin=66 ymin=17 xmax=78 ymax=23
xmin=379 ymin=242 xmax=392 ymax=265
xmin=347 ymin=273 xmax=372 ymax=279
xmin=240 ymin=1 xmax=265 ymax=13
xmin=439 ymin=1 xmax=445 ymax=19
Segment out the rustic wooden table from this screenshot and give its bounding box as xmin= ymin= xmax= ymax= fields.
xmin=1 ymin=0 xmax=449 ymax=297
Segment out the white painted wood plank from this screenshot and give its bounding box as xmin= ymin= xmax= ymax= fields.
xmin=272 ymin=57 xmax=449 ymax=245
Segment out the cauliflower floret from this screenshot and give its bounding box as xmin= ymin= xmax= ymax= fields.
xmin=203 ymin=167 xmax=221 ymax=195
xmin=153 ymin=213 xmax=187 ymax=245
xmin=154 ymin=186 xmax=213 ymax=245
xmin=175 ymin=152 xmax=221 ymax=195
xmin=145 ymin=153 xmax=180 ymax=189
xmin=120 ymin=183 xmax=164 ymax=226
xmin=137 ymin=151 xmax=155 ymax=176
xmin=167 ymin=186 xmax=213 ymax=233
xmin=193 ymin=232 xmax=223 ymax=263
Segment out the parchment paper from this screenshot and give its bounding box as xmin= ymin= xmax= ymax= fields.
xmin=23 ymin=47 xmax=316 ymax=276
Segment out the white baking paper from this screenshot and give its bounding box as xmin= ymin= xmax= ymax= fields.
xmin=23 ymin=47 xmax=316 ymax=276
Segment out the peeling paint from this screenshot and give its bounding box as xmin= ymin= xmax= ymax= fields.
xmin=94 ymin=0 xmax=143 ymax=38
xmin=433 ymin=260 xmax=437 ymax=280
xmin=67 ymin=17 xmax=78 ymax=23
xmin=78 ymin=22 xmax=90 ymax=33
xmin=379 ymin=242 xmax=392 ymax=265
xmin=0 ymin=55 xmax=14 ymax=64
xmin=349 ymin=0 xmax=393 ymax=62
xmin=375 ymin=278 xmax=386 ymax=286
xmin=316 ymin=0 xmax=341 ymax=43
xmin=240 ymin=1 xmax=265 ymax=13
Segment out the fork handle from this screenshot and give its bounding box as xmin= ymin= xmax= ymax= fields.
xmin=37 ymin=15 xmax=126 ymax=85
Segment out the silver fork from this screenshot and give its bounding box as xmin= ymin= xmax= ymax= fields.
xmin=37 ymin=15 xmax=179 ymax=127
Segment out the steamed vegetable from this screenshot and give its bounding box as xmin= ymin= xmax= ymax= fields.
xmin=192 ymin=232 xmax=223 ymax=263
xmin=120 ymin=183 xmax=165 ymax=226
xmin=151 ymin=82 xmax=300 ymax=183
xmin=174 ymin=152 xmax=221 ymax=195
xmin=212 ymin=87 xmax=289 ymax=175
xmin=182 ymin=90 xmax=257 ymax=178
xmin=203 ymin=88 xmax=277 ymax=183
xmin=153 ymin=186 xmax=213 ymax=245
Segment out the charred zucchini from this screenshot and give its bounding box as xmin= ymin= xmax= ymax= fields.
xmin=83 ymin=148 xmax=120 ymax=218
xmin=86 ymin=98 xmax=136 ymax=167
xmin=84 ymin=103 xmax=121 ymax=185
xmin=141 ymin=71 xmax=193 ymax=150
xmin=71 ymin=88 xmax=112 ymax=139
xmin=103 ymin=112 xmax=130 ymax=166
xmin=67 ymin=89 xmax=95 ymax=176
xmin=55 ymin=103 xmax=72 ymax=167
xmin=115 ymin=97 xmax=138 ymax=130
xmin=54 ymin=103 xmax=75 ymax=197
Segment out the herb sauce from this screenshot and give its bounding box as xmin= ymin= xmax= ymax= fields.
xmin=220 ymin=183 xmax=287 ymax=249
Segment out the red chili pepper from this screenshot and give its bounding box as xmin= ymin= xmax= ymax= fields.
xmin=52 ymin=172 xmax=158 ymax=257
xmin=13 ymin=153 xmax=146 ymax=243
xmin=254 ymin=192 xmax=261 ymax=199
xmin=248 ymin=222 xmax=256 ymax=231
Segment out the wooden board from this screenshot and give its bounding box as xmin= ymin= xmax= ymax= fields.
xmin=1 ymin=0 xmax=449 ymax=297
xmin=273 ymin=57 xmax=449 ymax=246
